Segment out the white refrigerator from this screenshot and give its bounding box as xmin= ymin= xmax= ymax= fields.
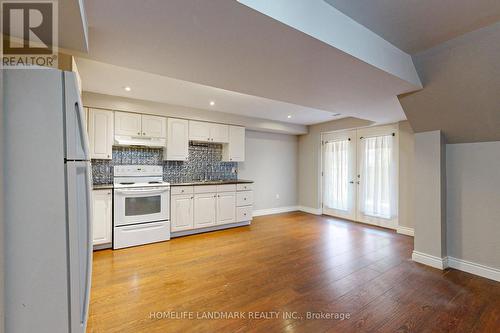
xmin=3 ymin=68 xmax=92 ymax=333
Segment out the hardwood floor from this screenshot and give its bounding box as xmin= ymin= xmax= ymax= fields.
xmin=87 ymin=212 xmax=500 ymax=333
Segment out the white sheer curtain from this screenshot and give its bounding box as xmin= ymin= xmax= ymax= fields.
xmin=324 ymin=140 xmax=348 ymax=211
xmin=360 ymin=135 xmax=396 ymax=219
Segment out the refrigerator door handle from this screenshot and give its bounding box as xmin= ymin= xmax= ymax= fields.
xmin=82 ymin=161 xmax=93 ymax=329
xmin=64 ymin=71 xmax=90 ymax=161
xmin=75 ymin=99 xmax=90 ymax=159
xmin=66 ymin=160 xmax=93 ymax=333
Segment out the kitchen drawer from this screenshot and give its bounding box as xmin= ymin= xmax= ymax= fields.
xmin=217 ymin=184 xmax=237 ymax=193
xmin=236 ymin=206 xmax=253 ymax=222
xmin=171 ymin=186 xmax=194 ymax=195
xmin=236 ymin=191 xmax=253 ymax=206
xmin=237 ymin=183 xmax=252 ymax=191
xmin=194 ymin=185 xmax=217 ymax=194
xmin=114 ymin=221 xmax=170 ymax=249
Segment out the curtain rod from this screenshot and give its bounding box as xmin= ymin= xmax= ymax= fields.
xmin=360 ymin=132 xmax=395 ymax=140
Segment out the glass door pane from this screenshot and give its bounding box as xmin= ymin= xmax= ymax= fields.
xmin=356 ymin=126 xmax=398 ymax=229
xmin=322 ymin=130 xmax=356 ymax=220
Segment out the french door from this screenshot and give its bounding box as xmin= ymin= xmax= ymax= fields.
xmin=322 ymin=125 xmax=398 ymax=229
xmin=322 ymin=130 xmax=357 ymax=220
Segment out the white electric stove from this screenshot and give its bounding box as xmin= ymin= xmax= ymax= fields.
xmin=113 ymin=165 xmax=171 ymax=249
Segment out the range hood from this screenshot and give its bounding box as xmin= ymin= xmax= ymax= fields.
xmin=114 ymin=135 xmax=166 ymax=148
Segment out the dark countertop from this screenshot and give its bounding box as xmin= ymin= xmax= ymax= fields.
xmin=170 ymin=179 xmax=254 ymax=186
xmin=92 ymin=179 xmax=253 ymax=189
xmin=92 ymin=184 xmax=114 ymax=190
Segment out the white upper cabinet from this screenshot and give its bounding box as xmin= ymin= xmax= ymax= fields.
xmin=142 ymin=115 xmax=167 ymax=138
xmin=223 ymin=126 xmax=245 ymax=162
xmin=188 ymin=120 xmax=229 ymax=143
xmin=166 ymin=118 xmax=189 ymax=161
xmin=189 ymin=121 xmax=211 ymax=142
xmin=210 ymin=123 xmax=229 ymax=143
xmin=115 ymin=111 xmax=166 ymax=138
xmin=88 ymin=108 xmax=114 ymax=159
xmin=114 ymin=112 xmax=142 ymax=137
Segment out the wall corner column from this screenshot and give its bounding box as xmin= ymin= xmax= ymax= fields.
xmin=412 ymin=130 xmax=448 ymax=269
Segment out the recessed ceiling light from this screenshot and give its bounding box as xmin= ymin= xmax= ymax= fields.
xmin=124 ymin=86 xmax=131 ymax=92
xmin=287 ymin=115 xmax=292 ymax=119
xmin=209 ymin=101 xmax=215 ymax=106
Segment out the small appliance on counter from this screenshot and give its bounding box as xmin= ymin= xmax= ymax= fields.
xmin=113 ymin=165 xmax=171 ymax=249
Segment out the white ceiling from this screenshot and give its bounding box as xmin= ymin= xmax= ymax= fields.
xmin=76 ymin=58 xmax=343 ymax=125
xmin=323 ymin=0 xmax=500 ymax=54
xmin=78 ymin=0 xmax=422 ymax=125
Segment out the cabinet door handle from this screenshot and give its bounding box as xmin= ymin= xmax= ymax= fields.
xmin=143 ymin=132 xmax=146 ymax=136
xmin=137 ymin=132 xmax=141 ymax=135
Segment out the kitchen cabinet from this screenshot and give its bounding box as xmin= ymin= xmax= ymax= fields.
xmin=194 ymin=193 xmax=217 ymax=228
xmin=88 ymin=108 xmax=114 ymax=159
xmin=165 ymin=118 xmax=189 ymax=160
xmin=170 ymin=194 xmax=194 ymax=232
xmin=216 ymin=192 xmax=236 ymax=225
xmin=114 ymin=111 xmax=142 ymax=136
xmin=222 ymin=126 xmax=245 ymax=162
xmin=115 ymin=111 xmax=166 ymax=138
xmin=92 ymin=189 xmax=112 ymax=246
xmin=170 ymin=184 xmax=252 ymax=235
xmin=84 ymin=107 xmax=88 ymax=132
xmin=188 ymin=120 xmax=229 ymax=143
xmin=210 ymin=123 xmax=229 ymax=143
xmin=142 ymin=115 xmax=167 ymax=138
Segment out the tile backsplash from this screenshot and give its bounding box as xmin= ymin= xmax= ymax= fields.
xmin=91 ymin=144 xmax=238 ymax=185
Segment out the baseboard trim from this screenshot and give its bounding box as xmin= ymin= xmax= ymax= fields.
xmin=447 ymin=257 xmax=500 ymax=282
xmin=397 ymin=226 xmax=414 ymax=236
xmin=298 ymin=206 xmax=322 ymax=215
xmin=412 ymin=251 xmax=447 ymax=270
xmin=252 ymin=206 xmax=299 ymax=217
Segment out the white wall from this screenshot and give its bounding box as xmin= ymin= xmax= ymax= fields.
xmin=447 ymin=141 xmax=500 ymax=270
xmin=413 ymin=131 xmax=447 ymax=260
xmin=398 ymin=121 xmax=415 ymax=228
xmin=238 ymin=130 xmax=298 ymax=212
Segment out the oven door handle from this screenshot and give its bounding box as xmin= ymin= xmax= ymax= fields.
xmin=114 ymin=188 xmax=170 ymax=196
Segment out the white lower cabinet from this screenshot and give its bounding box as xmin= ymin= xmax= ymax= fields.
xmin=216 ymin=192 xmax=236 ymax=225
xmin=171 ymin=194 xmax=194 ymax=232
xmin=170 ymin=185 xmax=252 ymax=235
xmin=92 ymin=189 xmax=112 ymax=246
xmin=194 ymin=193 xmax=217 ymax=228
xmin=237 ymin=206 xmax=252 ymax=222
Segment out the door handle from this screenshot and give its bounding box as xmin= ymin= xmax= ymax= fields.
xmin=349 ymin=181 xmax=354 ymax=184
